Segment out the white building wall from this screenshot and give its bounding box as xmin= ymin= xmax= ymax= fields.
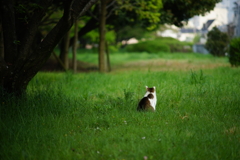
xmin=191 ymin=7 xmax=228 ymax=30
xmin=190 ymin=0 xmax=235 ymax=30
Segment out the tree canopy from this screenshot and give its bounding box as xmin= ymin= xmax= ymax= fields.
xmin=75 ymin=0 xmax=222 ymax=46
xmin=160 ymin=0 xmax=222 ymax=27
xmin=0 ymin=0 xmax=223 ymax=96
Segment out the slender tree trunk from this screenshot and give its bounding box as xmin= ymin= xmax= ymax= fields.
xmin=98 ymin=0 xmax=107 ymax=72
xmin=60 ymin=31 xmax=70 ymax=69
xmin=72 ymin=19 xmax=78 ymax=73
xmin=105 ymin=41 xmax=111 ymax=72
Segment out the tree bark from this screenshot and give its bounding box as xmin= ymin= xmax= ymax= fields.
xmin=98 ymin=0 xmax=107 ymax=72
xmin=52 ymin=51 xmax=67 ymax=72
xmin=72 ymin=19 xmax=78 ymax=73
xmin=59 ymin=31 xmax=70 ymax=70
xmin=0 ymin=0 xmax=98 ymax=96
xmin=0 ymin=22 xmax=4 ymax=59
xmin=105 ymin=41 xmax=111 ymax=72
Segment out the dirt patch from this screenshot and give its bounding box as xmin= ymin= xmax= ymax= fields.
xmin=42 ymin=56 xmax=230 ymax=73
xmin=112 ymin=59 xmax=230 ymax=72
xmin=41 ymin=55 xmax=98 ymax=72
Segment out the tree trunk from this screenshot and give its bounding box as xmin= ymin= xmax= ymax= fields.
xmin=52 ymin=52 xmax=67 ymax=72
xmin=0 ymin=22 xmax=4 ymax=59
xmin=105 ymin=41 xmax=111 ymax=72
xmin=98 ymin=0 xmax=107 ymax=72
xmin=59 ymin=31 xmax=70 ymax=70
xmin=0 ymin=0 xmax=98 ymax=96
xmin=72 ymin=19 xmax=78 ymax=73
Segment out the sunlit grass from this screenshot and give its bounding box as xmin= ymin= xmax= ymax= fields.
xmin=1 ymin=53 xmax=240 ymax=160
xmin=74 ymin=51 xmax=228 ymax=65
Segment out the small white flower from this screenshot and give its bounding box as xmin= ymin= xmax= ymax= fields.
xmin=97 ymin=151 xmax=100 ymax=154
xmin=142 ymin=137 xmax=146 ymax=139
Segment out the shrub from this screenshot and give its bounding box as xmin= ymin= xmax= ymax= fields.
xmin=229 ymin=37 xmax=240 ymax=67
xmin=125 ymin=37 xmax=192 ymax=53
xmin=205 ymin=27 xmax=229 ymax=57
xmin=155 ymin=37 xmax=193 ymax=52
xmin=125 ymin=40 xmax=170 ymax=53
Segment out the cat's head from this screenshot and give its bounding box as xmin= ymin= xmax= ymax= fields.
xmin=145 ymin=86 xmax=156 ymax=93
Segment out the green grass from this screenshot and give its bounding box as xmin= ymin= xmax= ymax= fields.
xmin=74 ymin=51 xmax=228 ymax=67
xmin=1 ymin=53 xmax=240 ymax=160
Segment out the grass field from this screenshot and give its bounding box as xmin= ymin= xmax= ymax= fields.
xmin=1 ymin=52 xmax=240 ymax=160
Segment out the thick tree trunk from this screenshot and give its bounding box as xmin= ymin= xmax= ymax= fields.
xmin=98 ymin=0 xmax=107 ymax=72
xmin=0 ymin=22 xmax=4 ymax=59
xmin=0 ymin=0 xmax=98 ymax=96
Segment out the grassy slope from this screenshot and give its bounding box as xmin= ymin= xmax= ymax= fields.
xmin=1 ymin=52 xmax=240 ymax=160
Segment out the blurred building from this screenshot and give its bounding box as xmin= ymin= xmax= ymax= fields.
xmin=157 ymin=0 xmax=240 ymax=53
xmin=232 ymin=0 xmax=240 ymax=37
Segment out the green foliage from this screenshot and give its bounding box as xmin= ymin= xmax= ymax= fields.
xmin=116 ymin=0 xmax=163 ymax=30
xmin=161 ymin=0 xmax=221 ymax=26
xmin=229 ymin=37 xmax=240 ymax=67
xmin=205 ymin=27 xmax=229 ymax=57
xmin=116 ymin=25 xmax=152 ymax=42
xmin=1 ymin=65 xmax=240 ymax=159
xmin=82 ymin=29 xmax=119 ymax=52
xmin=125 ymin=37 xmax=192 ymax=53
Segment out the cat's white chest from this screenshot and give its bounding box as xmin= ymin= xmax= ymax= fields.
xmin=144 ymin=91 xmax=157 ymax=110
xmin=149 ymin=96 xmax=157 ymax=110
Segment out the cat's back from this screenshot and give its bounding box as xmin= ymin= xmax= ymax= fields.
xmin=137 ymin=97 xmax=154 ymax=111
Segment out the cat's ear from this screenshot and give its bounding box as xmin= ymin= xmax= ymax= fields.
xmin=145 ymin=86 xmax=148 ymax=90
xmin=153 ymin=86 xmax=156 ymax=91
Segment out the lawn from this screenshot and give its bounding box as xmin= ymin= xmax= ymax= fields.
xmin=1 ymin=52 xmax=240 ymax=160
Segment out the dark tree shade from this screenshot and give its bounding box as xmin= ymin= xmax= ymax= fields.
xmin=0 ymin=0 xmax=98 ymax=96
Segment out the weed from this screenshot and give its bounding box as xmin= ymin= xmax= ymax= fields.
xmin=189 ymin=70 xmax=206 ymax=85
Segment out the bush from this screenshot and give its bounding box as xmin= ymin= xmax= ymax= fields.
xmin=125 ymin=40 xmax=170 ymax=53
xmin=205 ymin=27 xmax=229 ymax=57
xmin=229 ymin=37 xmax=240 ymax=67
xmin=155 ymin=37 xmax=193 ymax=52
xmin=125 ymin=37 xmax=192 ymax=53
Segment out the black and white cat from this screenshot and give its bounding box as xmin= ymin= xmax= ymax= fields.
xmin=137 ymin=86 xmax=157 ymax=111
